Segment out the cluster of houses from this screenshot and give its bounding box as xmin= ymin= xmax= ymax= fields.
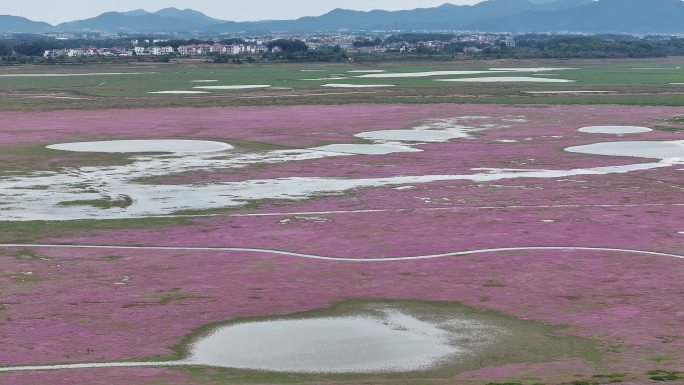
xmin=43 ymin=43 xmax=273 ymax=58
xmin=40 ymin=33 xmax=518 ymax=59
xmin=43 ymin=46 xmax=175 ymax=58
xmin=338 ymin=33 xmax=517 ymax=55
xmin=177 ymin=43 xmax=268 ymax=56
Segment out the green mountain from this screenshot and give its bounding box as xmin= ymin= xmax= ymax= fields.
xmin=5 ymin=1 xmax=684 ymax=35
xmin=0 ymin=15 xmax=54 ymax=33
xmin=57 ymin=7 xmax=225 ymax=32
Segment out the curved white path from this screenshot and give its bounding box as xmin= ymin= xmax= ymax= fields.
xmin=0 ymin=244 xmax=682 ymax=262
xmin=0 ymin=361 xmax=184 ymax=372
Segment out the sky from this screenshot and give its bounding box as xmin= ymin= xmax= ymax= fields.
xmin=1 ymin=0 xmax=482 ymax=24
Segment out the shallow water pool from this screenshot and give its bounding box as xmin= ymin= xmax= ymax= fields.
xmin=578 ymin=126 xmax=652 ymax=134
xmin=566 ymin=141 xmax=684 ymax=159
xmin=186 ymin=311 xmax=458 ymax=373
xmin=47 ymin=140 xmax=233 ymax=154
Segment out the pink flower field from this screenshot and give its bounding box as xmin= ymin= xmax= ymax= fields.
xmin=0 ymin=104 xmax=682 ymax=385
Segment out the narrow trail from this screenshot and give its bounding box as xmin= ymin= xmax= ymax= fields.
xmin=1 ymin=244 xmax=682 ymax=262
xmin=225 ymin=202 xmax=684 ymax=218
xmin=0 ymin=361 xmax=185 ymax=373
xmin=104 ymin=202 xmax=684 ymax=220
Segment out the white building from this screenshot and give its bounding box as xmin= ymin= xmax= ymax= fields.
xmin=67 ymin=48 xmax=84 ymax=57
xmin=178 ymin=44 xmax=211 ymax=56
xmin=228 ymin=44 xmax=243 ymax=55
xmin=503 ymin=39 xmax=516 ymax=48
xmin=210 ymin=44 xmax=225 ymax=53
xmin=150 ymin=46 xmax=174 ymax=55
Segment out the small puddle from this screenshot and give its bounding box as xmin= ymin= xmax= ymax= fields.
xmin=437 ymin=77 xmax=575 ymax=83
xmin=633 ymin=67 xmax=681 ymax=70
xmin=488 ymin=67 xmax=578 ymax=72
xmin=578 ymin=126 xmax=652 ymax=134
xmin=148 ymin=91 xmax=211 ymax=94
xmin=193 ymin=85 xmax=271 ymax=90
xmin=524 ymin=91 xmax=616 ymax=95
xmin=321 ymin=84 xmax=395 ymax=88
xmin=310 ymin=144 xmax=421 ymax=155
xmin=355 ymin=70 xmax=506 ymax=78
xmin=355 ymin=129 xmax=469 ymax=143
xmin=46 ymin=140 xmax=233 ymax=154
xmin=566 ymin=141 xmax=684 ymax=159
xmin=301 ymin=77 xmax=349 ymax=81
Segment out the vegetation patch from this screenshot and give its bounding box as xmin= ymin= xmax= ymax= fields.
xmin=591 ymin=373 xmax=627 ymax=383
xmin=57 ymin=196 xmax=133 ymax=209
xmin=646 ymin=370 xmax=683 ymax=382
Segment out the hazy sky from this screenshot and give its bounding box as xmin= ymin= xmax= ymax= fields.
xmin=1 ymin=1 xmax=482 ymax=24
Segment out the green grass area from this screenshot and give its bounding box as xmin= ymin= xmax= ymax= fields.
xmin=1 ymin=59 xmax=684 ymax=110
xmin=0 ymin=142 xmax=139 ymax=174
xmin=0 ymin=216 xmax=188 ymax=243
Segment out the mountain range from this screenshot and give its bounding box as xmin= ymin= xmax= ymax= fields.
xmin=2 ymin=0 xmax=684 ymax=35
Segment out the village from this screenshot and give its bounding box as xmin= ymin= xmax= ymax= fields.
xmin=42 ymin=33 xmax=517 ymax=58
xmin=44 ymin=40 xmax=268 ymax=58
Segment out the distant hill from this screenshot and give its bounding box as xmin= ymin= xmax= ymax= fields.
xmin=477 ymin=0 xmax=684 ymax=33
xmin=205 ymin=0 xmax=596 ymax=33
xmin=0 ymin=15 xmax=54 ymax=33
xmin=4 ymin=0 xmax=684 ymax=35
xmin=121 ymin=9 xmax=150 ymax=17
xmin=153 ymin=8 xmax=224 ymax=24
xmin=219 ymin=0 xmax=684 ymax=33
xmin=57 ymin=7 xmax=226 ymax=32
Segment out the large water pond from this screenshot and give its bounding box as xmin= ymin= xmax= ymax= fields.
xmin=186 ymin=310 xmax=456 ymax=373
xmin=179 ymin=300 xmax=600 ymax=374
